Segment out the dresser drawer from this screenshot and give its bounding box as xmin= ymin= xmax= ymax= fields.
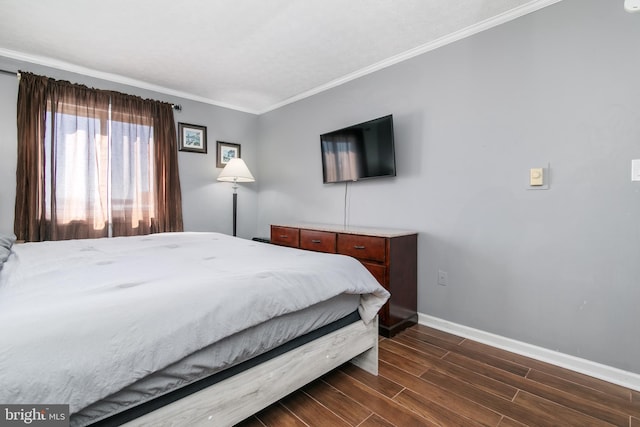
xmin=270 ymin=226 xmax=300 ymax=248
xmin=300 ymin=230 xmax=336 ymax=253
xmin=337 ymin=233 xmax=386 ymax=263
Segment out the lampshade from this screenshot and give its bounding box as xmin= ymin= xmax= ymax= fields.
xmin=217 ymin=158 xmax=255 ymax=183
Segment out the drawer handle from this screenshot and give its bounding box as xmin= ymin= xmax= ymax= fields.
xmin=311 ymin=239 xmax=322 ymax=244
xmin=279 ymin=235 xmax=289 ymax=239
xmin=354 ymin=245 xmax=366 ymax=250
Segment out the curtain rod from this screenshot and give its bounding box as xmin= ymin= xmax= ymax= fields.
xmin=0 ymin=68 xmax=181 ymax=110
xmin=0 ymin=68 xmax=20 ymax=77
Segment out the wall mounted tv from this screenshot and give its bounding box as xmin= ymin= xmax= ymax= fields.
xmin=320 ymin=115 xmax=396 ymax=184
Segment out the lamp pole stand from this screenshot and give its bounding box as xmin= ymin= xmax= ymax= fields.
xmin=232 ymin=179 xmax=238 ymax=237
xmin=217 ymin=159 xmax=254 ymax=238
xmin=232 ymin=192 xmax=238 ymax=237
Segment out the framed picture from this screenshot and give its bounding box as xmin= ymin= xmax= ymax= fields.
xmin=216 ymin=141 xmax=241 ymax=168
xmin=178 ymin=123 xmax=207 ymax=154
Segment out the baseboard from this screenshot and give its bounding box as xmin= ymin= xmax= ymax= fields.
xmin=418 ymin=313 xmax=640 ymax=392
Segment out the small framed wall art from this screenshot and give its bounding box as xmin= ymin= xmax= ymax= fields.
xmin=216 ymin=141 xmax=241 ymax=168
xmin=178 ymin=123 xmax=208 ymax=154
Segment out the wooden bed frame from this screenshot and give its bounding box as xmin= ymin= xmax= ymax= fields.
xmin=122 ymin=316 xmax=379 ymax=426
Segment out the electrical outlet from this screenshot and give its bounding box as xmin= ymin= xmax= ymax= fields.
xmin=632 ymin=159 xmax=640 ymax=181
xmin=438 ymin=269 xmax=448 ymax=286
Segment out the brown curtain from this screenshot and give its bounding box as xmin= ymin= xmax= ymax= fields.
xmin=14 ymin=72 xmax=183 ymax=242
xmin=15 ymin=73 xmax=48 ymax=242
xmin=151 ymin=101 xmax=183 ymax=233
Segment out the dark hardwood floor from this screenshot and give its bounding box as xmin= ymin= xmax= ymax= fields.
xmin=236 ymin=324 xmax=640 ymax=426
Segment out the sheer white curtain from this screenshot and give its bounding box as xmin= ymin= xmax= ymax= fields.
xmin=44 ymin=95 xmax=159 ymax=238
xmin=44 ymin=87 xmax=111 ymax=239
xmin=109 ymin=95 xmax=156 ymax=236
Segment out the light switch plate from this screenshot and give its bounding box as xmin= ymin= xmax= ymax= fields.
xmin=527 ymin=164 xmax=550 ymax=190
xmin=530 ymin=168 xmax=544 ymax=186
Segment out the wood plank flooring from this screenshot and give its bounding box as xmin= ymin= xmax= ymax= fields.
xmin=235 ymin=324 xmax=640 ymax=427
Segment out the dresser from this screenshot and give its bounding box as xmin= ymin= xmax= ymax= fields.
xmin=270 ymin=224 xmax=417 ymax=337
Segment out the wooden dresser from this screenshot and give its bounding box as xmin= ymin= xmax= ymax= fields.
xmin=270 ymin=224 xmax=417 ymax=337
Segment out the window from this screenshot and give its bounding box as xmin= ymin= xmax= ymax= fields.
xmin=15 ymin=72 xmax=183 ymax=242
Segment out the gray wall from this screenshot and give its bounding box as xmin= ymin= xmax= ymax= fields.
xmin=256 ymin=0 xmax=640 ymax=373
xmin=0 ymin=57 xmax=259 ymax=238
xmin=0 ymin=69 xmax=17 ymax=235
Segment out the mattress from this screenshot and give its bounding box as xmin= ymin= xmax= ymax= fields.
xmin=0 ymin=232 xmax=389 ymax=422
xmin=75 ymin=294 xmax=359 ymax=426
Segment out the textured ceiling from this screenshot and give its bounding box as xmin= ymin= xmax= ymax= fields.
xmin=0 ymin=0 xmax=561 ymax=114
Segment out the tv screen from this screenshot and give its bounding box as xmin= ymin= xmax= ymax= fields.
xmin=320 ymin=115 xmax=396 ymax=184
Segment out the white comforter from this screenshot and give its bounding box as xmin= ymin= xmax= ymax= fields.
xmin=0 ymin=232 xmax=389 ymax=413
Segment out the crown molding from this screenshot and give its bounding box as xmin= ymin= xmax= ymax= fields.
xmin=0 ymin=48 xmax=259 ymax=115
xmin=258 ymin=0 xmax=563 ymax=114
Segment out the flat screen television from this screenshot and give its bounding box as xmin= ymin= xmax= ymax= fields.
xmin=320 ymin=115 xmax=396 ymax=184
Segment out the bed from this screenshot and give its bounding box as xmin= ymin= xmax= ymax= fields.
xmin=0 ymin=232 xmax=389 ymax=426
